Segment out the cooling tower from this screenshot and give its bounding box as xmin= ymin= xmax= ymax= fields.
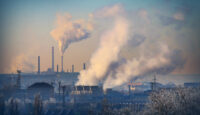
xmin=52 ymin=46 xmax=54 ymax=72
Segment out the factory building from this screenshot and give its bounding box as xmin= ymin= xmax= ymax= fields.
xmin=27 ymin=82 xmax=54 ymax=99
xmin=71 ymin=85 xmax=103 ymax=95
xmin=184 ymin=82 xmax=200 ymax=88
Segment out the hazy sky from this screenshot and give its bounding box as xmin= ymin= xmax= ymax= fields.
xmin=0 ymin=0 xmax=200 ymax=74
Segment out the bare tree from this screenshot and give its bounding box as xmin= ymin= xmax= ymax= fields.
xmin=143 ymin=87 xmax=200 ymax=115
xmin=34 ymin=94 xmax=43 ymax=115
xmin=9 ymin=98 xmax=19 ymax=115
xmin=0 ymin=95 xmax=5 ymax=115
xmin=101 ymin=98 xmax=113 ymax=115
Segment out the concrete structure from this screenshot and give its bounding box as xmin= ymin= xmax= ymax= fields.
xmin=151 ymin=74 xmax=157 ymax=91
xmin=83 ymin=63 xmax=86 ymax=70
xmin=52 ymin=46 xmax=54 ymax=72
xmin=184 ymin=82 xmax=200 ymax=88
xmin=61 ymin=56 xmax=63 ymax=72
xmin=38 ymin=56 xmax=40 ymax=74
xmin=72 ymin=65 xmax=74 ymax=73
xmin=28 ymin=82 xmax=54 ymax=99
xmin=16 ymin=70 xmax=21 ymax=89
xmin=57 ymin=64 xmax=59 ymax=73
xmin=72 ymin=85 xmax=103 ymax=95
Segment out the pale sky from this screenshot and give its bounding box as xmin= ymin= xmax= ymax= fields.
xmin=0 ymin=0 xmax=200 ymax=74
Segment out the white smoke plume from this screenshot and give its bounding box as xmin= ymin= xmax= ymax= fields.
xmin=76 ymin=4 xmax=130 ymax=85
xmin=76 ymin=4 xmax=185 ymax=89
xmin=103 ymin=44 xmax=184 ymax=89
xmin=50 ymin=13 xmax=92 ymax=55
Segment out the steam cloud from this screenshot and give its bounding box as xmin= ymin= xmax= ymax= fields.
xmin=76 ymin=4 xmax=130 ymax=85
xmin=103 ymin=44 xmax=184 ymax=89
xmin=50 ymin=13 xmax=92 ymax=55
xmin=76 ymin=4 xmax=185 ymax=90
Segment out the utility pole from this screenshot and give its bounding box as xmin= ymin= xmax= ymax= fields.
xmin=58 ymin=81 xmax=61 ymax=95
xmin=151 ymin=73 xmax=157 ymax=91
xmin=62 ymin=86 xmax=66 ymax=107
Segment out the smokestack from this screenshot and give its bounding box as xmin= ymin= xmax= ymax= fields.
xmin=72 ymin=65 xmax=74 ymax=73
xmin=16 ymin=70 xmax=21 ymax=89
xmin=61 ymin=56 xmax=63 ymax=72
xmin=57 ymin=64 xmax=59 ymax=73
xmin=38 ymin=56 xmax=40 ymax=74
xmin=83 ymin=63 xmax=86 ymax=70
xmin=128 ymin=84 xmax=131 ymax=96
xmin=52 ymin=46 xmax=54 ymax=72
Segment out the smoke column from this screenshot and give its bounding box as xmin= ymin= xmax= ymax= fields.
xmin=76 ymin=4 xmax=130 ymax=85
xmin=103 ymin=44 xmax=184 ymax=89
xmin=50 ymin=13 xmax=92 ymax=55
xmin=76 ymin=4 xmax=185 ymax=89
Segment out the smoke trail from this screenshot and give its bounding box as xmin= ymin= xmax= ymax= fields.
xmin=103 ymin=44 xmax=185 ymax=89
xmin=50 ymin=13 xmax=92 ymax=55
xmin=76 ymin=4 xmax=130 ymax=85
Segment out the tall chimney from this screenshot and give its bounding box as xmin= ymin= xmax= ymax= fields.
xmin=61 ymin=56 xmax=63 ymax=72
xmin=57 ymin=64 xmax=59 ymax=73
xmin=72 ymin=65 xmax=74 ymax=73
xmin=38 ymin=56 xmax=40 ymax=74
xmin=128 ymin=84 xmax=131 ymax=96
xmin=52 ymin=46 xmax=54 ymax=72
xmin=83 ymin=63 xmax=86 ymax=70
xmin=17 ymin=70 xmax=21 ymax=89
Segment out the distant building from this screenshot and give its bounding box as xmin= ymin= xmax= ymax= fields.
xmin=72 ymin=85 xmax=103 ymax=95
xmin=28 ymin=82 xmax=54 ymax=99
xmin=71 ymin=85 xmax=104 ymax=103
xmin=184 ymin=82 xmax=200 ymax=88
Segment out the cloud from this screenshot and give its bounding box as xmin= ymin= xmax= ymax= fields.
xmin=138 ymin=9 xmax=150 ymax=24
xmin=157 ymin=11 xmax=185 ymax=29
xmin=127 ymin=34 xmax=146 ymax=47
xmin=173 ymin=12 xmax=184 ymax=21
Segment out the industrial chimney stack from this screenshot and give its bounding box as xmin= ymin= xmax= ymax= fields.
xmin=61 ymin=56 xmax=64 ymax=72
xmin=16 ymin=70 xmax=21 ymax=89
xmin=72 ymin=65 xmax=74 ymax=73
xmin=83 ymin=63 xmax=86 ymax=70
xmin=57 ymin=64 xmax=59 ymax=73
xmin=38 ymin=56 xmax=40 ymax=74
xmin=52 ymin=46 xmax=54 ymax=72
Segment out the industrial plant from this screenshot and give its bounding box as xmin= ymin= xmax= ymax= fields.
xmin=1 ymin=0 xmax=200 ymax=114
xmin=0 ymin=46 xmax=199 ymax=115
xmin=0 ymin=47 xmax=166 ymax=114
